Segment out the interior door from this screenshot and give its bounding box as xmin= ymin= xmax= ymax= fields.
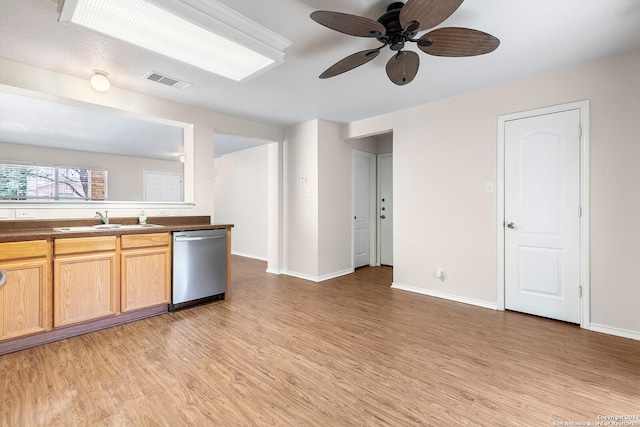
xmin=378 ymin=154 xmax=393 ymax=266
xmin=504 ymin=109 xmax=581 ymax=323
xmin=353 ymin=151 xmax=372 ymax=268
xmin=144 ymin=172 xmax=182 ymax=202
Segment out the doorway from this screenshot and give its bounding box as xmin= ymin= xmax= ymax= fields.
xmin=213 ymin=132 xmax=279 ymax=266
xmin=497 ymin=101 xmax=590 ymax=327
xmin=351 ymin=132 xmax=394 ymax=269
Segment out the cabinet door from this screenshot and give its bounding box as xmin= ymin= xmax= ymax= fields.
xmin=54 ymin=252 xmax=118 ymax=327
xmin=0 ymin=259 xmax=50 ymax=340
xmin=121 ymin=246 xmax=170 ymax=312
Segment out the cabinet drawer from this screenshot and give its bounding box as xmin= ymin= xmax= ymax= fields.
xmin=54 ymin=236 xmax=116 ymax=256
xmin=0 ymin=240 xmax=48 ymax=261
xmin=121 ymin=233 xmax=170 ymax=250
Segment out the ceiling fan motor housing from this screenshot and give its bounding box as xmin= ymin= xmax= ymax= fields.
xmin=387 ymin=2 xmax=405 ymax=12
xmin=377 ymin=3 xmax=418 ymax=50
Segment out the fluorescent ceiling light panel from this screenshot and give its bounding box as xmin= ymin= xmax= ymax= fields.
xmin=60 ymin=0 xmax=290 ymax=81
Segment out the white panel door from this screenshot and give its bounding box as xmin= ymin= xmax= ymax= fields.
xmin=144 ymin=172 xmax=183 ymax=202
xmin=378 ymin=154 xmax=393 ymax=266
xmin=505 ymin=109 xmax=581 ymax=323
xmin=353 ymin=151 xmax=371 ymax=268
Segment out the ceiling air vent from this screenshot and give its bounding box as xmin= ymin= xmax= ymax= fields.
xmin=143 ymin=71 xmax=192 ymax=90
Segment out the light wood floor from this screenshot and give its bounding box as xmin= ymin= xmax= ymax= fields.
xmin=1 ymin=256 xmax=639 ymax=426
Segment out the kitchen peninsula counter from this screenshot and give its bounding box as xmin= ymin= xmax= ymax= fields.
xmin=0 ymin=216 xmax=233 ymax=242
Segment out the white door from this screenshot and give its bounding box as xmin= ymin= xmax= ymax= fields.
xmin=353 ymin=151 xmax=374 ymax=268
xmin=504 ymin=109 xmax=581 ymax=323
xmin=378 ymin=154 xmax=393 ymax=266
xmin=144 ymin=172 xmax=183 ymax=202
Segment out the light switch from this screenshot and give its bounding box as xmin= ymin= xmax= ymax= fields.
xmin=301 ymin=176 xmax=308 ymax=182
xmin=485 ymin=182 xmax=494 ymax=193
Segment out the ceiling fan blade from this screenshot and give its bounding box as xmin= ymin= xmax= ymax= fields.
xmin=311 ymin=11 xmax=386 ymax=38
xmin=418 ymin=27 xmax=500 ymax=57
xmin=385 ymin=51 xmax=420 ymax=86
xmin=320 ymin=49 xmax=381 ymax=79
xmin=400 ymin=0 xmax=464 ymax=32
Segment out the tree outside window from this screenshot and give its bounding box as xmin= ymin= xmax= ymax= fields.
xmin=0 ymin=163 xmax=107 ymax=200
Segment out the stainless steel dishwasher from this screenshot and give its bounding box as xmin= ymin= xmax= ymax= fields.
xmin=170 ymin=229 xmax=227 ymax=311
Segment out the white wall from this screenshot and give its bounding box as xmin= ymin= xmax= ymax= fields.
xmin=213 ymin=145 xmax=269 ymax=260
xmin=375 ymin=134 xmax=393 ymax=154
xmin=0 ymin=57 xmax=281 ymax=220
xmin=345 ymin=49 xmax=640 ymax=337
xmin=283 ymin=120 xmax=319 ymax=278
xmin=318 ymin=120 xmax=353 ymax=278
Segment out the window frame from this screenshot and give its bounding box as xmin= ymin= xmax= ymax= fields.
xmin=0 ymin=161 xmax=108 ymax=201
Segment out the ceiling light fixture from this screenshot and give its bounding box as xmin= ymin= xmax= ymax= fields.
xmin=90 ymin=70 xmax=110 ymax=92
xmin=59 ymin=0 xmax=291 ymax=82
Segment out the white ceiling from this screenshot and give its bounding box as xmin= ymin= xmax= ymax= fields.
xmin=1 ymin=0 xmax=640 ymax=130
xmin=214 ymin=133 xmax=274 ymax=159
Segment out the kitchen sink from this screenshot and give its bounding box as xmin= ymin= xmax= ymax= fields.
xmin=53 ymin=224 xmax=165 ymax=232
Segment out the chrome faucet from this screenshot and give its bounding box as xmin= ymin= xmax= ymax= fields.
xmin=95 ymin=210 xmax=109 ymax=224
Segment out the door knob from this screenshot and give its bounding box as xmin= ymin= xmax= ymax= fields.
xmin=380 ymin=215 xmax=386 ymax=219
xmin=506 ymin=222 xmax=516 ymax=229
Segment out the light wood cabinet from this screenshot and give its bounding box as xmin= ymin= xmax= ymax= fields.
xmin=53 ymin=236 xmax=118 ymax=328
xmin=120 ymin=233 xmax=171 ymax=312
xmin=0 ymin=240 xmax=51 ymax=341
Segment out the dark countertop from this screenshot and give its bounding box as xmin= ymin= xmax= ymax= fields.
xmin=0 ymin=216 xmax=233 ymax=243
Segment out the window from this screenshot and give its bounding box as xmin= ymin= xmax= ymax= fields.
xmin=0 ymin=162 xmax=107 ymax=201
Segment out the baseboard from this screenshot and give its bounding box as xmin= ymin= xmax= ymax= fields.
xmin=589 ymin=323 xmax=640 ymax=341
xmin=231 ymin=251 xmax=267 ymax=261
xmin=318 ymin=268 xmax=354 ymax=282
xmin=281 ymin=268 xmax=354 ymax=283
xmin=391 ymin=282 xmax=498 ymax=311
xmin=265 ymin=268 xmax=282 ymax=275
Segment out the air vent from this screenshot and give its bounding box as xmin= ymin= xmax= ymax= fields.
xmin=143 ymin=71 xmax=191 ymax=90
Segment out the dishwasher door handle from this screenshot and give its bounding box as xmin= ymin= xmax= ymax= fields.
xmin=174 ymin=235 xmax=226 ymax=242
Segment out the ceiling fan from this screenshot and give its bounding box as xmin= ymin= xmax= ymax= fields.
xmin=310 ymin=0 xmax=500 ymax=85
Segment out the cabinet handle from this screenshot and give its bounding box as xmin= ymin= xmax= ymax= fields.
xmin=0 ymin=269 xmax=6 ymax=291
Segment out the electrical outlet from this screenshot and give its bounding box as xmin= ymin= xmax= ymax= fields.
xmin=16 ymin=209 xmax=36 ymax=218
xmin=176 ymin=209 xmax=185 ymax=216
xmin=159 ymin=209 xmax=168 ymax=216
